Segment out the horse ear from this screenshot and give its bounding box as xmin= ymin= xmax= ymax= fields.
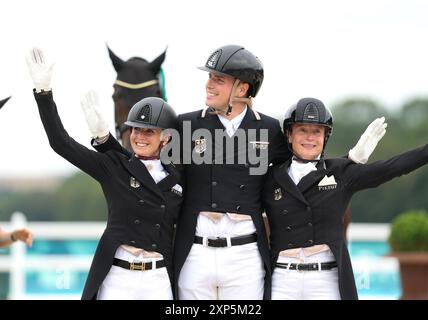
xmin=149 ymin=48 xmax=167 ymax=74
xmin=0 ymin=96 xmax=11 ymax=109
xmin=107 ymin=45 xmax=125 ymax=72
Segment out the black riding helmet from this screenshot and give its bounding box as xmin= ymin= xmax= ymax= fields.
xmin=198 ymin=45 xmax=264 ymax=98
xmin=283 ymin=97 xmax=334 ymax=152
xmin=125 ymin=97 xmax=178 ymax=130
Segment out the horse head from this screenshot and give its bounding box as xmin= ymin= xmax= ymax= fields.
xmin=0 ymin=96 xmax=11 ymax=110
xmin=108 ymin=46 xmax=166 ymax=150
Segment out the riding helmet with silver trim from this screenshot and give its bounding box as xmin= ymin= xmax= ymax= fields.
xmin=283 ymin=97 xmax=333 ymax=142
xmin=198 ymin=45 xmax=264 ymax=97
xmin=125 ymin=97 xmax=178 ymax=130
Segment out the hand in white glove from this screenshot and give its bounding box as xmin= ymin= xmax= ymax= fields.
xmin=80 ymin=90 xmax=109 ymax=139
xmin=348 ymin=117 xmax=388 ymax=164
xmin=26 ymin=47 xmax=54 ymax=93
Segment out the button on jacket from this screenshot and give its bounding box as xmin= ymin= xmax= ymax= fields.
xmin=173 ymin=108 xmax=290 ymax=299
xmin=92 ymin=106 xmax=291 ymax=299
xmin=263 ymin=146 xmax=428 ymax=299
xmin=34 ymin=91 xmax=183 ymax=300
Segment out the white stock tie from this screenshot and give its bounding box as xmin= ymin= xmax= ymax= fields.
xmin=141 ymin=159 xmax=168 ymax=183
xmin=288 ymin=159 xmax=318 ymax=185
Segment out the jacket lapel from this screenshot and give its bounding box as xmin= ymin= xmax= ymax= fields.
xmin=235 ymin=107 xmax=255 ymax=131
xmin=273 ymin=160 xmax=309 ymax=205
xmin=199 ymin=110 xmax=225 ymax=131
xmin=157 ymin=163 xmax=182 ymax=192
xmin=125 ymin=155 xmax=164 ymax=200
xmin=200 ymin=107 xmax=255 ymax=133
xmin=297 ymin=159 xmax=327 ymax=194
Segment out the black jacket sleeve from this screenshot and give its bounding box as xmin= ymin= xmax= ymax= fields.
xmin=34 ymin=90 xmax=109 ymax=181
xmin=345 ymin=144 xmax=428 ymax=192
xmin=269 ymin=119 xmax=292 ymax=165
xmin=91 ymin=134 xmax=131 ymax=157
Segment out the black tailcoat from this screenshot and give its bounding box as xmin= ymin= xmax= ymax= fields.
xmin=34 ymin=91 xmax=183 ymax=300
xmin=263 ymin=145 xmax=428 ymax=299
xmin=173 ymin=108 xmax=290 ymax=299
xmin=92 ymin=107 xmax=291 ymax=299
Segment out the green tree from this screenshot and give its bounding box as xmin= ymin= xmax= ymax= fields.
xmin=326 ymin=96 xmax=428 ymax=223
xmin=52 ymin=172 xmax=106 ymax=221
xmin=0 ymin=172 xmax=106 ymax=221
xmin=401 ymin=98 xmax=428 ymax=129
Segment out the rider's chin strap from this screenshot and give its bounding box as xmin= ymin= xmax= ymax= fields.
xmin=141 ymin=134 xmax=170 ymax=161
xmin=286 ymin=127 xmax=327 ymax=164
xmin=292 ymin=154 xmax=321 ymax=164
xmin=230 ymin=95 xmax=261 ymax=120
xmin=205 ymin=79 xmax=261 ymax=120
xmin=136 ymin=154 xmax=159 ymax=160
xmin=136 ymin=140 xmax=166 ymax=161
xmin=292 ymin=155 xmax=326 ymax=171
xmin=207 ymin=79 xmax=241 ymax=116
xmin=128 ymin=130 xmax=170 ymax=159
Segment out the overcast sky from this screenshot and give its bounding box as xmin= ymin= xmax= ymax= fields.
xmin=1 ymin=0 xmax=428 ymax=178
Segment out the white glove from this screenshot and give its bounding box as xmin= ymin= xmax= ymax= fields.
xmin=80 ymin=90 xmax=109 ymax=138
xmin=26 ymin=47 xmax=54 ymax=93
xmin=348 ymin=117 xmax=388 ymax=164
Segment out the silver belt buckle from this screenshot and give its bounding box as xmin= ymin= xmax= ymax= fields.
xmin=202 ymin=236 xmax=208 ymax=247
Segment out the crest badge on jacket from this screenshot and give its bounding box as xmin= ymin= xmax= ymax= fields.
xmin=274 ymin=188 xmax=283 ymax=200
xmin=194 ymin=138 xmax=207 ymax=154
xmin=130 ymin=176 xmax=141 ymax=188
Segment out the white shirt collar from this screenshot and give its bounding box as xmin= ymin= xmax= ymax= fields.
xmin=140 ymin=159 xmax=163 ymax=171
xmin=139 ymin=159 xmax=168 ymax=183
xmin=288 ymin=155 xmax=321 ymax=185
xmin=217 ymin=106 xmax=247 ymax=137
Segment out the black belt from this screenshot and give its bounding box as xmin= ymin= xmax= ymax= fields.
xmin=194 ymin=233 xmax=257 ymax=248
xmin=276 ymin=261 xmax=338 ymax=271
xmin=113 ymin=258 xmax=166 ymax=271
